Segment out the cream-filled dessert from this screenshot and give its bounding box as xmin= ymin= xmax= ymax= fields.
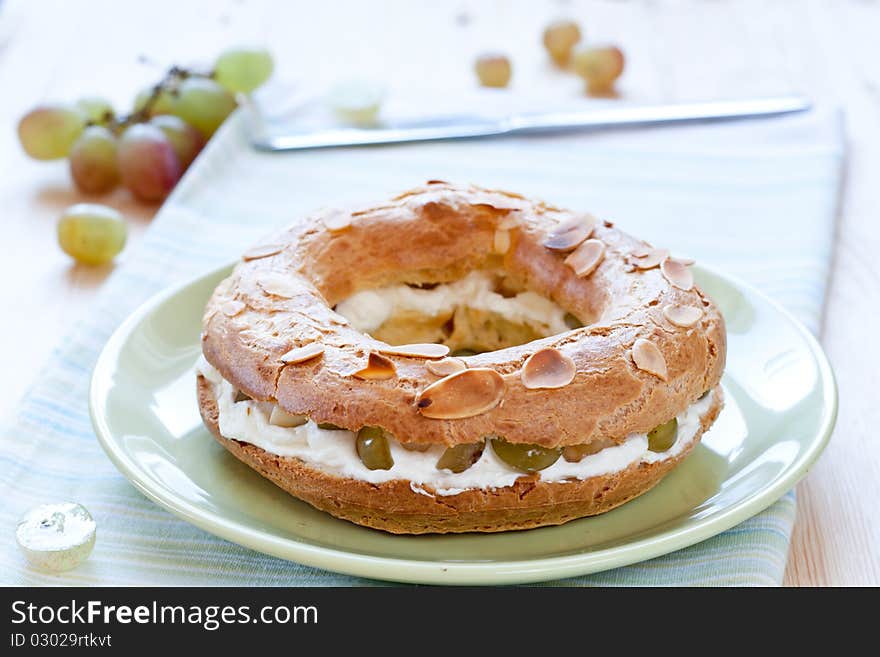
xmin=197 ymin=182 xmax=726 ymax=533
xmin=197 ymin=356 xmax=715 ymax=496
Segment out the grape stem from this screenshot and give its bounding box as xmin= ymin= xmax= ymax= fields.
xmin=108 ymin=65 xmax=214 ymax=133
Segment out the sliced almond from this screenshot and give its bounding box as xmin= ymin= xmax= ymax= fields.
xmin=633 ymin=248 xmax=669 ymax=270
xmin=323 ymin=209 xmax=352 ymax=232
xmin=257 ymin=273 xmax=300 ymax=298
xmin=353 ymin=352 xmax=396 ymax=380
xmin=543 ymin=214 xmax=597 ymax=251
xmin=221 ymin=300 xmax=246 ymax=317
xmin=242 ymin=243 xmax=285 ymax=261
xmin=497 ymin=215 xmax=519 ymax=230
xmin=564 ymin=239 xmax=605 ymax=277
xmin=669 ymin=256 xmax=695 ymax=266
xmin=661 ymin=258 xmax=694 ymax=291
xmin=268 ymin=406 xmax=308 ymax=428
xmin=280 ymin=343 xmax=325 ymax=364
xmin=378 ymin=343 xmax=450 ymax=359
xmin=662 ymin=304 xmax=703 ymax=328
xmin=471 ymin=193 xmax=527 ymax=211
xmin=417 ymin=368 xmax=505 ymax=419
xmin=493 ymin=229 xmax=511 ymax=254
xmin=426 ymin=357 xmax=467 ymax=377
xmin=521 ymin=348 xmax=576 ymax=389
xmin=631 ymin=339 xmax=668 ymax=380
xmin=630 ymin=245 xmax=654 ymax=258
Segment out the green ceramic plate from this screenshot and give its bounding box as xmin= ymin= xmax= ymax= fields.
xmin=90 ymin=264 xmax=836 ymax=585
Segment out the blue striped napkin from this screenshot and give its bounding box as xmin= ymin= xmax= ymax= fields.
xmin=0 ymin=104 xmax=843 ymax=585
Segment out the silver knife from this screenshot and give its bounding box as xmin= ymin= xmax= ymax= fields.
xmin=247 ymin=96 xmax=811 ymax=152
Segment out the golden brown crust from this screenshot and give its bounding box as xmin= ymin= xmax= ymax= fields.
xmin=198 ymin=375 xmax=723 ymax=534
xmin=201 ymin=183 xmax=725 ymax=449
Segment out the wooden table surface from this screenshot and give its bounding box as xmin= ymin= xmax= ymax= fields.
xmin=1 ymin=0 xmax=877 ymax=586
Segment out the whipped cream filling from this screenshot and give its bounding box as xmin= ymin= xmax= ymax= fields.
xmin=197 ymin=357 xmax=713 ymax=497
xmin=334 ymin=270 xmax=570 ymax=336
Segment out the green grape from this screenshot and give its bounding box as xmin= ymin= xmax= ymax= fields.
xmin=543 ymin=20 xmax=581 ymax=66
xmin=356 ymin=427 xmax=394 ymax=470
xmin=69 ymin=126 xmax=119 ymax=194
xmin=490 ymin=437 xmax=561 ymax=472
xmin=562 ymin=441 xmax=605 ymax=463
xmin=17 ymin=105 xmax=85 ymax=160
xmin=117 ymin=124 xmax=182 ymax=202
xmin=563 ymin=312 xmax=583 ymax=329
xmin=57 ymin=203 xmax=127 ymax=265
xmin=171 ymin=77 xmax=237 ymax=138
xmin=474 ymin=54 xmax=512 ymax=88
xmin=436 ymin=441 xmax=485 ymax=473
xmin=214 ymin=47 xmax=274 ymax=94
xmin=75 ymin=97 xmax=114 ymax=124
xmin=573 ymin=46 xmax=625 ymax=95
xmin=647 ymin=418 xmax=678 ymax=453
xmin=149 ymin=115 xmax=203 ymax=169
xmin=133 ymin=86 xmax=175 ymax=117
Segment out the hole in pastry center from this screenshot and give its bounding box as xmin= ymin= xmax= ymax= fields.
xmin=334 ymin=269 xmax=581 ymax=353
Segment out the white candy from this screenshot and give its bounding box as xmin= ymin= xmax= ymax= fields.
xmin=16 ymin=503 xmax=96 ymax=572
xmin=326 ymin=79 xmax=384 ymax=126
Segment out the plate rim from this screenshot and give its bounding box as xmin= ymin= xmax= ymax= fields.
xmin=89 ymin=262 xmax=837 ymax=585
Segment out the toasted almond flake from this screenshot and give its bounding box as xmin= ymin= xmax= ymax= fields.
xmin=426 ymin=357 xmax=467 ymax=377
xmin=280 ymin=343 xmax=325 ymax=364
xmin=543 ymin=214 xmax=597 ymax=251
xmin=633 ymin=248 xmax=669 ymax=270
xmin=471 ymin=193 xmax=527 ymax=211
xmin=353 ymin=352 xmax=397 ymax=380
xmin=378 ymin=343 xmax=450 ymax=359
xmin=493 ymin=229 xmax=511 ymax=254
xmin=221 ymin=300 xmax=246 ymax=317
xmin=242 ymin=243 xmax=285 ymax=261
xmin=417 ymin=368 xmax=505 ymax=419
xmin=631 ymin=339 xmax=668 ymax=380
xmin=661 ymin=257 xmax=694 ymax=290
xmin=497 ymin=215 xmax=519 ymax=230
xmin=268 ymin=406 xmax=308 ymax=428
xmin=631 ymin=245 xmax=654 ymax=258
xmin=323 ymin=209 xmax=352 ymax=232
xmin=662 ymin=304 xmax=704 ymax=328
xmin=564 ymin=239 xmax=605 ymax=277
xmin=521 ymin=348 xmax=576 ymax=389
xmin=670 ymin=256 xmax=695 ymax=266
xmin=257 ymin=273 xmax=300 ymax=298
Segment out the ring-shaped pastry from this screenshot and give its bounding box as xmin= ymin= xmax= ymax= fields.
xmin=197 ymin=182 xmax=725 ymax=534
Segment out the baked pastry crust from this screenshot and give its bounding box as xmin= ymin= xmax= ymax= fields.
xmin=198 ymin=375 xmax=723 ymax=534
xmin=201 ymin=182 xmax=726 ymax=449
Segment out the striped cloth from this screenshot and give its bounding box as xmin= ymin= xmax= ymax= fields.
xmin=0 ymin=104 xmax=843 ymax=586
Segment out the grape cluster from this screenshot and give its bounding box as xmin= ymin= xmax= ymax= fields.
xmin=17 ymin=47 xmax=274 ymax=204
xmin=474 ymin=19 xmax=625 ymax=95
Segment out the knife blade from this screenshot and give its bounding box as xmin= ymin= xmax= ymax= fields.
xmin=247 ymin=95 xmax=811 ymax=152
